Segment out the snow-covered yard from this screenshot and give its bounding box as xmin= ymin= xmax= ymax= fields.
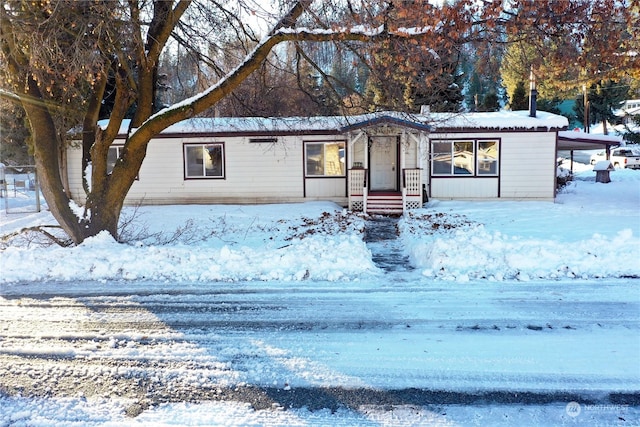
xmin=1 ymin=161 xmax=639 ymax=284
xmin=0 ymin=160 xmax=639 ymax=426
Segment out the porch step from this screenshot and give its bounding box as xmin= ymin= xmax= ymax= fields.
xmin=367 ymin=193 xmax=403 ymax=215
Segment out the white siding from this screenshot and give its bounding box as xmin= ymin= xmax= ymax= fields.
xmin=402 ymin=136 xmax=418 ymax=169
xmin=431 ymin=178 xmax=499 ymax=199
xmin=305 ymin=178 xmax=346 ymax=198
xmin=67 ymin=126 xmax=559 ymax=206
xmin=425 ymin=131 xmax=557 ymax=201
xmin=352 ymin=142 xmax=366 ymax=166
xmin=67 ymin=134 xmax=347 ymax=205
xmin=66 ymin=147 xmax=85 ymax=202
xmin=499 ymin=132 xmax=556 ymax=200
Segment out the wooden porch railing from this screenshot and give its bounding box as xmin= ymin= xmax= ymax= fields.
xmin=403 ymin=168 xmax=421 ymax=195
xmin=348 ymin=168 xmax=367 ymax=212
xmin=402 ymin=168 xmax=422 ymax=210
xmin=349 ymin=168 xmax=422 ymax=213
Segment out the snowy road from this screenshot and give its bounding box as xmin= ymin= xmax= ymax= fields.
xmin=1 ymin=278 xmax=638 ymax=418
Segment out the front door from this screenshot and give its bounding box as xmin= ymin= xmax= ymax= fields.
xmin=369 ymin=136 xmax=398 ymax=191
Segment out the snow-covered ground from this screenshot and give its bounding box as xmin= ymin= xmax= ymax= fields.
xmin=1 ymin=159 xmax=639 ymax=426
xmin=2 ymin=398 xmax=636 ymax=426
xmin=1 ymin=159 xmax=639 ymax=284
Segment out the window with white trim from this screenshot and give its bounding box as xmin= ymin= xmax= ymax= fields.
xmin=184 ymin=143 xmax=224 ymax=178
xmin=431 ymin=140 xmax=499 ymax=176
xmin=305 ymin=141 xmax=346 ymax=176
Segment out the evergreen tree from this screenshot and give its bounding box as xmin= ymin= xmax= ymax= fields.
xmin=623 ymin=114 xmax=640 ymax=144
xmin=0 ymin=101 xmax=31 ymax=165
xmin=537 ymin=98 xmax=563 ymax=115
xmin=509 ymin=81 xmax=528 ymax=110
xmin=483 ymin=92 xmax=500 ymax=112
xmin=464 ymin=40 xmax=505 ymax=112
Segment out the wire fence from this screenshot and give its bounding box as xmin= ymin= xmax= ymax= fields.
xmin=0 ymin=164 xmax=42 ymax=214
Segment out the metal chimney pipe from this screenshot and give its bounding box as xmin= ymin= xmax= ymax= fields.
xmin=529 ymin=66 xmax=537 ymax=118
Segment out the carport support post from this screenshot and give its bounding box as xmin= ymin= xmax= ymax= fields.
xmin=569 ymin=150 xmax=574 ymax=174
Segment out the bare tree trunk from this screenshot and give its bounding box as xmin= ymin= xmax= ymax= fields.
xmin=21 ymin=77 xmax=86 ymax=244
xmin=58 ymin=133 xmax=70 ymax=198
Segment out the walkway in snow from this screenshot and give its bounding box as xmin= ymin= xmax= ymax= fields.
xmin=364 ymin=216 xmax=414 ymax=272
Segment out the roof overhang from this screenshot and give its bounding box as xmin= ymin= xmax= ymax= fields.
xmin=557 ymin=130 xmax=623 ymax=151
xmin=98 ymin=110 xmax=570 ymax=139
xmin=340 ymin=114 xmax=432 ymax=133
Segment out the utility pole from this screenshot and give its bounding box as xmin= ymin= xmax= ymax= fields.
xmin=583 ymin=83 xmax=590 ymax=133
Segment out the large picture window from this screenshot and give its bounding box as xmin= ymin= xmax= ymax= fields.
xmin=431 ymin=140 xmax=499 ymax=176
xmin=184 ymin=143 xmax=224 ymax=178
xmin=305 ymin=141 xmax=345 ymax=177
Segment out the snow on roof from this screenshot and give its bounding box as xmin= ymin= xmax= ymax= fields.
xmin=427 ymin=110 xmax=568 ymax=131
xmin=558 ymin=130 xmax=623 ymax=143
xmin=558 ymin=130 xmax=624 ymax=150
xmin=557 ymin=130 xmax=623 ymax=151
xmin=613 ymin=99 xmax=640 ymax=117
xmin=100 ymin=110 xmax=568 ymax=138
xmin=624 ymin=106 xmax=640 ymax=115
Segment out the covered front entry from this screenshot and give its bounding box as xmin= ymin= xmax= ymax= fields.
xmin=346 ymin=119 xmax=426 ymax=215
xmin=369 ymin=136 xmax=398 ymax=191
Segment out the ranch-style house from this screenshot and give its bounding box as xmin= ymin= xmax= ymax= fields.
xmin=67 ymin=109 xmax=620 ymax=214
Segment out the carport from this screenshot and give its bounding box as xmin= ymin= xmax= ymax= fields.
xmin=557 ymin=130 xmax=623 ymax=173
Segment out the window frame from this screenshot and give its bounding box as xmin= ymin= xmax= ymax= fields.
xmin=107 ymin=145 xmax=140 ymax=180
xmin=476 ymin=140 xmax=499 ymax=176
xmin=107 ymin=145 xmax=123 ymax=175
xmin=430 ymin=139 xmax=499 ymax=177
xmin=183 ymin=142 xmax=225 ymax=179
xmin=304 ymin=140 xmax=346 ymax=178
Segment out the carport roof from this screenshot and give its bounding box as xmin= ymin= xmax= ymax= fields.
xmin=557 ymin=130 xmax=623 ymax=151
